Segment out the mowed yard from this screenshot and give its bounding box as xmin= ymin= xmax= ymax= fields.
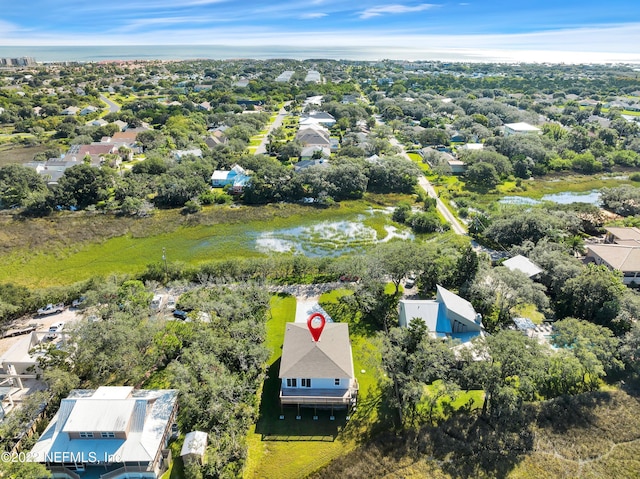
xmin=244 ymin=292 xmax=387 ymax=479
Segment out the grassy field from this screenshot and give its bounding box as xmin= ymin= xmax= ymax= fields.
xmin=435 ymin=171 xmax=637 ymax=211
xmin=0 ymin=197 xmax=409 ymax=287
xmin=0 ymin=143 xmax=50 ymax=166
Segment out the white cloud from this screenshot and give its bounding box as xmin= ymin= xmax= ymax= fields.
xmin=360 ymin=3 xmax=437 ymax=19
xmin=3 ymin=19 xmax=640 ymax=64
xmin=300 ymin=13 xmax=328 ymax=19
xmin=121 ymin=16 xmax=213 ymax=31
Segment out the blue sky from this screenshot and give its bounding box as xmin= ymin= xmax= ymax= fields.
xmin=2 ymin=1 xmax=640 ymax=62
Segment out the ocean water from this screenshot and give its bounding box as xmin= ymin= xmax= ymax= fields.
xmin=0 ymin=44 xmax=513 ymax=63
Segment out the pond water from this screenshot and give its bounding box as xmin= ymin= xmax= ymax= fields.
xmin=499 ymin=190 xmax=601 ymax=206
xmin=254 ymin=216 xmax=413 ymax=257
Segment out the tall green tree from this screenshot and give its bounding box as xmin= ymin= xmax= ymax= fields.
xmin=552 ymin=317 xmax=622 ymax=389
xmin=557 ymin=264 xmax=626 ymax=331
xmin=0 ymin=164 xmax=47 ymax=209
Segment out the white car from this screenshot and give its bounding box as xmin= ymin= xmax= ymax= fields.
xmin=46 ymin=322 xmax=65 ymax=339
xmin=150 ymin=294 xmax=164 ymax=309
xmin=166 ymin=296 xmax=176 ymax=310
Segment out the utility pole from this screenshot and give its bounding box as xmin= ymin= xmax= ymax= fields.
xmin=162 ymin=247 xmax=168 ymax=280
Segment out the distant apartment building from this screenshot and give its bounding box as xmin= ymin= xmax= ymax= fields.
xmin=0 ymin=57 xmax=36 ymax=67
xmin=275 ymin=70 xmax=295 ymax=82
xmin=305 ymin=70 xmax=321 ymax=83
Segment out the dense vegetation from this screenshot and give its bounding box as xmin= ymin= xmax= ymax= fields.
xmin=3 ymin=58 xmax=640 ymax=478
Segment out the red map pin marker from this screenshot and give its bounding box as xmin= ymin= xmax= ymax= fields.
xmin=307 ymin=312 xmax=326 ymax=342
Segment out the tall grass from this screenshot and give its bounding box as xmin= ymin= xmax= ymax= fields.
xmin=0 ymin=198 xmax=407 ymax=287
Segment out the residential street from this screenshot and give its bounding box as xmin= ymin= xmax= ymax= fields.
xmin=254 ymin=101 xmax=291 ymax=155
xmin=389 ymin=136 xmax=467 ymax=236
xmin=100 ymin=94 xmax=121 ymax=113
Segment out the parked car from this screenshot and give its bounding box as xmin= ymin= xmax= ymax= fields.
xmin=166 ymin=296 xmax=176 ymax=310
xmin=339 ymin=275 xmax=360 ymax=283
xmin=150 ymin=294 xmax=164 ymax=309
xmin=37 ymin=303 xmax=64 ymax=316
xmin=46 ymin=322 xmax=65 ymax=339
xmin=71 ymin=296 xmax=86 ymax=308
xmin=172 ymin=310 xmax=188 ymax=321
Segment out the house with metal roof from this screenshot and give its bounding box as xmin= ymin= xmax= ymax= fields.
xmin=503 ymin=122 xmax=542 ymax=136
xmin=210 ymin=164 xmax=251 ymax=192
xmin=278 ymin=322 xmax=358 ymax=409
xmin=180 ymin=431 xmax=207 ymax=465
xmin=502 ymin=255 xmax=543 ymax=279
xmin=30 ymin=386 xmax=178 ymax=479
xmin=399 ymin=285 xmax=484 ymax=342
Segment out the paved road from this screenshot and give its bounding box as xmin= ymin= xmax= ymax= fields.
xmin=418 ymin=177 xmax=467 ymax=235
xmin=100 ymin=95 xmax=121 ymax=113
xmin=254 ymin=101 xmax=291 ymax=155
xmin=388 ymin=136 xmax=467 ymax=236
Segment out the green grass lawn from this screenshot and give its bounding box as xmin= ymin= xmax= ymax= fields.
xmin=160 ymin=439 xmax=185 ymax=479
xmin=512 ymin=303 xmax=546 ymax=324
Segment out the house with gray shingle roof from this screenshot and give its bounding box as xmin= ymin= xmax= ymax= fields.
xmin=278 ymin=322 xmax=358 ymax=409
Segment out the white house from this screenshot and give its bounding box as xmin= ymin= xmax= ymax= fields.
xmin=80 ymin=106 xmax=98 ymax=116
xmin=459 ymin=143 xmax=484 ymax=151
xmin=61 ymin=106 xmax=80 ymax=116
xmin=299 ymin=146 xmax=330 ymax=161
xmin=24 ymin=158 xmax=86 ymax=185
xmin=300 ymin=111 xmax=336 ymax=127
xmin=504 ymin=122 xmax=542 ymax=136
xmin=30 ymin=386 xmax=178 ymax=479
xmin=210 ymin=164 xmax=251 ymax=192
xmin=278 ymin=322 xmax=358 ymax=409
xmin=172 ymin=149 xmax=202 ymax=161
xmin=447 ymin=159 xmax=467 ymax=174
xmin=399 ymin=285 xmax=484 ymax=342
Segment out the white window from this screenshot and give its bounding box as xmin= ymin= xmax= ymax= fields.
xmin=101 ymin=432 xmax=115 ymax=438
xmin=79 ymin=432 xmax=94 ymax=438
xmin=301 ymin=378 xmax=311 ymax=388
xmin=334 ymin=378 xmax=340 ymax=386
xmin=286 ymin=378 xmax=297 ymax=387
